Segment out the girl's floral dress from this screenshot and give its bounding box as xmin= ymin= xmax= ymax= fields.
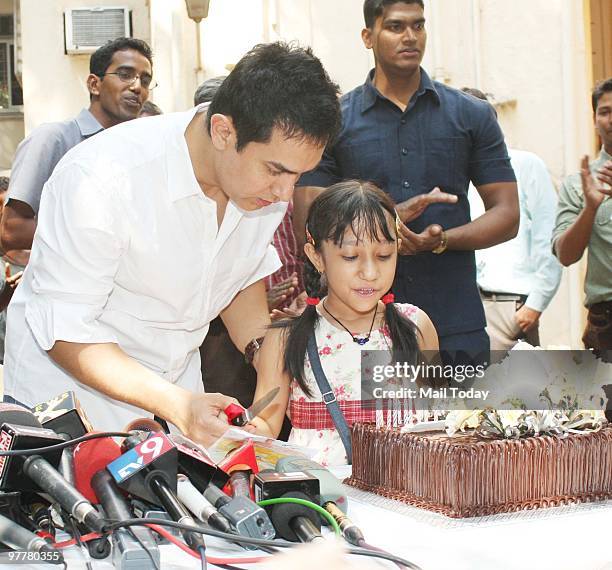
xmin=287 ymin=302 xmax=419 ymax=466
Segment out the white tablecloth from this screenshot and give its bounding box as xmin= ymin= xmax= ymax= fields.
xmin=18 ymin=465 xmax=612 ymax=569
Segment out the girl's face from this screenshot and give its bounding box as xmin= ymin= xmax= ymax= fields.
xmin=307 ymin=211 xmax=398 ymax=316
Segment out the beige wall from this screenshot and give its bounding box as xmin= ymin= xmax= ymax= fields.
xmin=149 ymin=0 xmax=199 ymax=113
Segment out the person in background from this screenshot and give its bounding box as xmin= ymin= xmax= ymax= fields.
xmin=0 ymin=37 xmax=154 ymax=253
xmin=463 ymin=88 xmax=562 ymax=353
xmin=139 ymin=100 xmax=163 ymax=117
xmin=296 ymin=0 xmax=518 ymax=367
xmin=0 ymin=177 xmax=24 ymax=362
xmin=553 ymin=78 xmax=612 ymax=357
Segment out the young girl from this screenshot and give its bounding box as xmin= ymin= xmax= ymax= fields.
xmin=249 ymin=181 xmax=439 ymax=466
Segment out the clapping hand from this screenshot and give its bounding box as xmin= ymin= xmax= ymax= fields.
xmin=267 ymin=273 xmax=298 ymax=311
xmin=397 ymin=222 xmax=444 ymax=255
xmin=581 ymin=155 xmax=612 ymax=211
xmin=396 ymin=187 xmax=458 ymax=223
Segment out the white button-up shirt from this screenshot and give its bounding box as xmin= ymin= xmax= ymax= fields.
xmin=4 ymin=107 xmax=285 ymax=430
xmin=468 ymin=148 xmax=562 ymax=312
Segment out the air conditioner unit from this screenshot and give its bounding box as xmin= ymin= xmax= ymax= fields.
xmin=64 ymin=6 xmax=130 ymax=55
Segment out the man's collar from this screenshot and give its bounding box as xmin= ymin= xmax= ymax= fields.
xmin=77 ymin=108 xmax=104 ymax=137
xmin=166 ymin=106 xmax=212 ymax=203
xmin=599 ymin=147 xmax=612 ymax=162
xmin=361 ymin=67 xmax=440 ymax=113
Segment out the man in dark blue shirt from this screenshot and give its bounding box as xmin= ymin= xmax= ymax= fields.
xmin=298 ymin=0 xmax=518 ymax=361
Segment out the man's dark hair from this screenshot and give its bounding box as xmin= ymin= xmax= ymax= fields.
xmin=461 ymin=87 xmax=488 ymax=101
xmin=90 ymin=37 xmax=153 ymax=76
xmin=194 ymin=76 xmax=226 ymax=106
xmin=592 ymin=78 xmax=612 ymax=113
xmin=461 ymin=87 xmax=498 ymax=118
xmin=363 ymin=0 xmax=424 ymax=28
xmin=206 ymin=42 xmax=341 ymax=151
xmin=139 ymin=100 xmax=163 ymax=117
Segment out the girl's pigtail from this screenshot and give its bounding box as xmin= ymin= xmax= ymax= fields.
xmin=270 ymin=256 xmax=327 ymax=397
xmin=281 ymin=257 xmax=327 ymax=396
xmin=384 ymin=302 xmax=421 ymax=365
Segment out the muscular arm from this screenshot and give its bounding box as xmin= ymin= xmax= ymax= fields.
xmin=47 ymin=341 xmax=238 ymax=443
xmin=554 ymin=206 xmax=597 ymax=266
xmin=48 ymin=342 xmax=190 ymax=423
xmin=0 ymin=199 xmax=37 ymax=251
xmin=554 ymin=156 xmax=610 ymax=266
xmin=446 ymin=181 xmax=519 ymax=250
xmin=220 ymin=279 xmax=271 ymax=370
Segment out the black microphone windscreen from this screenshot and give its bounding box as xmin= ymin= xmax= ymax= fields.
xmin=0 ymin=404 xmax=42 ymax=429
xmin=269 ymin=491 xmax=320 ymax=542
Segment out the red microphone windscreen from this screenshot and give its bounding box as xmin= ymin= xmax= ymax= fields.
xmin=0 ymin=403 xmax=42 ymax=429
xmin=73 ymin=436 xmax=122 ymax=503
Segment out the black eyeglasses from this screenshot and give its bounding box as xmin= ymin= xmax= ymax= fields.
xmin=101 ymin=68 xmax=158 ymax=90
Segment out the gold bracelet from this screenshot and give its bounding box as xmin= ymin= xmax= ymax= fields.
xmin=431 ymin=230 xmax=448 ymax=254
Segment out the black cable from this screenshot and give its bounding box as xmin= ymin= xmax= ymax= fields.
xmin=198 ymin=545 xmax=207 ymax=570
xmin=358 ymin=538 xmax=410 ymax=570
xmin=105 ymin=517 xmax=421 ymax=568
xmin=0 ymin=431 xmax=132 ymax=457
xmin=128 ymin=528 xmax=160 ymax=570
xmin=67 ymin=518 xmax=93 ymax=570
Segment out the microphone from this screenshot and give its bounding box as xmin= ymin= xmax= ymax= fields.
xmin=0 ymin=404 xmax=105 ymax=534
xmin=275 ymin=456 xmax=347 ymax=511
xmin=0 ymin=512 xmax=63 ymax=563
xmin=275 ymin=456 xmax=364 ymax=544
xmin=203 ymin=483 xmax=275 ymax=542
xmin=176 ymin=475 xmax=232 ymax=534
xmin=73 ymin=436 xmax=123 ymax=504
xmin=267 ymin=491 xmax=322 ymax=543
xmin=229 ymin=470 xmax=251 ymax=498
xmin=92 ymin=470 xmax=160 ymax=570
xmin=72 ymin=435 xmax=160 ymax=568
xmin=33 ymin=391 xmax=94 ymax=486
xmin=107 ymin=431 xmax=205 ymax=552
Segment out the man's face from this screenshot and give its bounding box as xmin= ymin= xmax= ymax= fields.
xmin=595 ymin=91 xmax=612 ymax=150
xmin=93 ymin=49 xmax=152 ymax=124
xmin=215 ymin=126 xmax=325 ymax=211
xmin=362 ymin=2 xmax=427 ymax=76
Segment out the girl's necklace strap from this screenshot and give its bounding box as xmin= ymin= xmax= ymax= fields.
xmin=321 ymin=300 xmax=378 ymax=345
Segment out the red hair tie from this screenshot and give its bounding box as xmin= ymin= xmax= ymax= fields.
xmin=306 ymin=297 xmax=320 ymax=306
xmin=381 ymin=293 xmax=395 ymax=305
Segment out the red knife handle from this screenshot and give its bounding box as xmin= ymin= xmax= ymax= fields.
xmin=224 ymin=403 xmax=246 ymax=426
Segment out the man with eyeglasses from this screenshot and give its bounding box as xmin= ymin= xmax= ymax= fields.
xmin=0 ymin=37 xmax=154 ymax=253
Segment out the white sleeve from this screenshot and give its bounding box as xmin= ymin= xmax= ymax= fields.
xmin=25 ymin=165 xmax=127 ymax=350
xmin=240 ymin=244 xmax=281 ymax=291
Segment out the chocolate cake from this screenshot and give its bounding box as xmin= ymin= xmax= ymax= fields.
xmin=345 ymin=423 xmax=612 ymax=518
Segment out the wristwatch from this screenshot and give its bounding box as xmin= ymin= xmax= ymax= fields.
xmin=431 ymin=230 xmax=448 ymax=254
xmin=244 ymin=337 xmax=265 ymax=365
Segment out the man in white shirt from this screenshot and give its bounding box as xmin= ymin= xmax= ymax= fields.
xmin=463 ymin=88 xmax=562 ymax=352
xmin=3 ymin=42 xmax=341 ymax=444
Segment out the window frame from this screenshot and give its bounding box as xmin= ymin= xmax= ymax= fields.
xmin=0 ymin=13 xmax=22 ymax=114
